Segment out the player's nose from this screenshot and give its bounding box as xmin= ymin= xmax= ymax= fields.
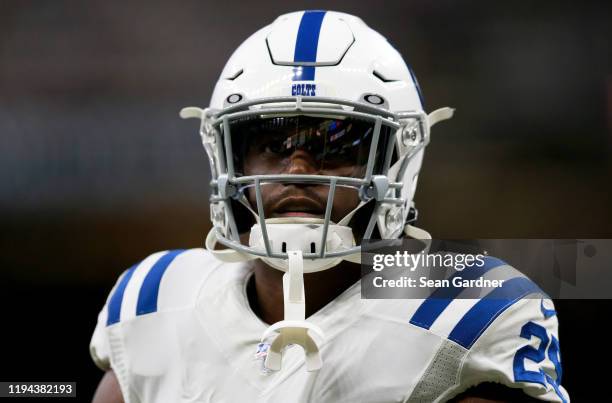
xmin=284 ymin=149 xmax=318 ymax=175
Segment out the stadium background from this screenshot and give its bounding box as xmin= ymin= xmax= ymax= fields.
xmin=1 ymin=1 xmax=610 ymax=400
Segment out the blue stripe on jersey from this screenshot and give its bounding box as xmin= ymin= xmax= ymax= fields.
xmin=409 ymin=256 xmax=507 ymax=330
xmin=106 ymin=264 xmax=138 ymax=326
xmin=448 ymin=277 xmax=543 ymax=349
xmin=136 ymin=249 xmax=185 ymax=316
xmin=293 ymin=10 xmax=326 ymax=81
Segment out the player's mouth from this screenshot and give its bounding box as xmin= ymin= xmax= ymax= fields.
xmin=271 ymin=197 xmax=326 ymax=219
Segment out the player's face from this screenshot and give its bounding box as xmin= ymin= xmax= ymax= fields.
xmin=234 ymin=116 xmax=381 ymax=224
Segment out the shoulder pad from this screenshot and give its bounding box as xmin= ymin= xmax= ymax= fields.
xmin=105 ymin=248 xmax=222 ymax=327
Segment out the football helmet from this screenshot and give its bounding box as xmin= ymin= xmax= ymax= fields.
xmin=181 ymin=10 xmax=453 ymax=371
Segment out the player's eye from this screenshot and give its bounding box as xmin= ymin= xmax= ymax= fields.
xmin=261 ymin=135 xmax=288 ymax=155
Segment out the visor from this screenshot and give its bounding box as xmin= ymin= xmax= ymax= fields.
xmin=230 ymin=115 xmax=395 ymax=178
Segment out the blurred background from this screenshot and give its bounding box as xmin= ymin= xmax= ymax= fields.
xmin=1 ymin=0 xmax=610 ymax=400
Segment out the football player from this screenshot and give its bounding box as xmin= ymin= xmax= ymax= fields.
xmin=90 ymin=10 xmax=569 ymax=402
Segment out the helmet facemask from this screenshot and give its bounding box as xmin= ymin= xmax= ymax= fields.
xmin=183 ymin=96 xmax=430 ymax=271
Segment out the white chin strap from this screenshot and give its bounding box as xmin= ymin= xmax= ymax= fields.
xmin=205 ymin=218 xmax=431 ymax=372
xmin=248 ymin=217 xmax=356 ymax=272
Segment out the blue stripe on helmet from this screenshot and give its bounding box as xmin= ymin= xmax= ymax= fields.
xmin=293 ymin=10 xmax=327 ymax=81
xmin=136 ymin=249 xmax=185 ymax=316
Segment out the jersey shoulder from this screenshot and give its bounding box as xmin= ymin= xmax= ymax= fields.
xmin=405 ymin=256 xmax=569 ymax=402
xmin=89 ymin=248 xmax=226 ymax=370
xmin=104 ymin=248 xmax=225 ymax=326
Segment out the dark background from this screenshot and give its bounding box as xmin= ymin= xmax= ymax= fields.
xmin=1 ymin=0 xmax=610 ymax=401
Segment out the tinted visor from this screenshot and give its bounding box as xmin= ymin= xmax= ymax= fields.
xmin=229 ymin=115 xmax=393 ymax=178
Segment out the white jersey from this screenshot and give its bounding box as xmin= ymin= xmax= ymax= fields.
xmin=90 ymin=248 xmax=569 ymax=402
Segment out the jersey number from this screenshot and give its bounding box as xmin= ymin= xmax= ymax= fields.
xmin=513 ymin=321 xmax=566 ymax=403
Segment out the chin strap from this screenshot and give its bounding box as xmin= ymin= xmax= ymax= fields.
xmin=205 ymin=223 xmax=431 ymax=265
xmin=205 ymin=228 xmax=256 ymax=263
xmin=428 ymin=107 xmax=455 ymax=127
xmin=261 ymin=250 xmax=325 ymax=371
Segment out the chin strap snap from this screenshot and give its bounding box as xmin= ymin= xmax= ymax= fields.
xmin=261 ymin=250 xmax=325 ymax=372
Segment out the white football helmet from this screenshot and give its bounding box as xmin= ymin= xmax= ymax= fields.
xmin=181 ymin=10 xmax=453 ymax=371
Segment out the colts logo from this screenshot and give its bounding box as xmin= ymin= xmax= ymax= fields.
xmin=291 ymin=83 xmax=317 ymax=96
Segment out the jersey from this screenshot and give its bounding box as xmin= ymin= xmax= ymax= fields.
xmin=90 ymin=248 xmax=570 ymax=402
